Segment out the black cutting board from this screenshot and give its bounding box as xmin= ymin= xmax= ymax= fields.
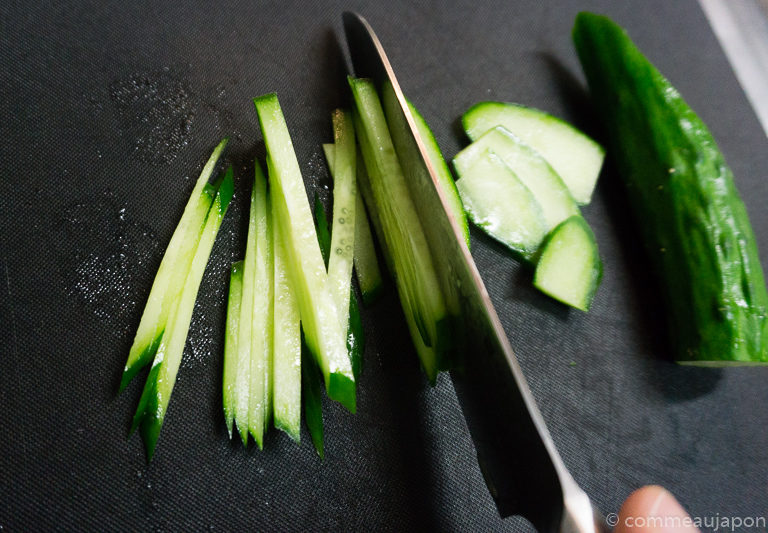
xmin=1 ymin=1 xmax=767 ymax=531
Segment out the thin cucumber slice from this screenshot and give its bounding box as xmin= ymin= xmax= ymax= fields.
xmin=247 ymin=162 xmax=273 ymax=447
xmin=222 ymin=260 xmax=244 ymax=439
xmin=323 ymin=143 xmax=384 ymax=305
xmin=301 ymin=337 xmax=324 ymax=459
xmin=314 ymin=197 xmax=364 ymax=380
xmin=254 ymin=93 xmax=355 ymax=413
xmin=121 ymin=138 xmax=228 ymax=392
xmin=349 ymin=77 xmax=447 ymax=382
xmin=455 ymin=150 xmax=548 ymax=260
xmin=463 ymin=102 xmax=605 ymax=205
xmin=272 ymin=192 xmax=301 ymax=442
xmin=454 ymin=126 xmax=579 ymax=232
xmin=405 ymin=99 xmax=471 ymax=249
xmin=327 ymin=109 xmax=357 ymax=327
xmin=533 ymin=216 xmax=602 ymax=311
xmin=133 ymin=167 xmax=234 ymax=460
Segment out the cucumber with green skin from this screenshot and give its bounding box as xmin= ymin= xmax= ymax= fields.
xmin=574 ymin=12 xmax=768 ymax=364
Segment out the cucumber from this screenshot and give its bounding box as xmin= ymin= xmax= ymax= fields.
xmin=349 ymin=77 xmax=448 ymax=382
xmin=405 ymin=99 xmax=471 ymax=249
xmin=327 ymin=110 xmax=357 ymax=328
xmin=222 ymin=260 xmax=243 ymax=439
xmin=132 ymin=167 xmax=234 ymax=460
xmin=272 ymin=191 xmax=301 ymax=442
xmin=455 ymin=150 xmax=548 ymax=260
xmin=247 ymin=161 xmax=273 ymax=447
xmin=573 ymin=12 xmax=768 ymax=364
xmin=453 ymin=126 xmax=579 ymax=233
xmin=301 ymin=337 xmax=324 ymax=459
xmin=323 ymin=143 xmax=384 ymax=306
xmin=533 ymin=216 xmax=602 ymax=311
xmin=462 ymin=102 xmax=605 ymax=205
xmin=121 ymin=138 xmax=228 ymax=392
xmin=254 ymin=93 xmax=355 ymax=411
xmin=314 ymin=196 xmax=364 ymax=380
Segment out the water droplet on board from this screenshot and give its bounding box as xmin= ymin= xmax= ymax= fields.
xmin=109 ymin=68 xmax=197 ymax=165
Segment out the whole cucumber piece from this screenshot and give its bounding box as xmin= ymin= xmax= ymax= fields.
xmin=573 ymin=12 xmax=768 ymax=365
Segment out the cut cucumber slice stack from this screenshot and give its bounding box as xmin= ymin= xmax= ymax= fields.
xmin=121 ymin=138 xmax=228 ymax=392
xmin=454 ymin=126 xmax=579 ymax=233
xmin=534 ymin=216 xmax=602 ymax=311
xmin=455 ymin=150 xmax=547 ymax=260
xmin=254 ymin=93 xmax=355 ymax=413
xmin=132 ymin=166 xmax=234 ymax=460
xmin=349 ymin=77 xmax=449 ymax=382
xmin=463 ymin=102 xmax=605 ymax=205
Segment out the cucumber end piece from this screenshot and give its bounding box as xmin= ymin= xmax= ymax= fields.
xmin=275 ymin=421 xmax=301 ymax=444
xmin=327 ymin=372 xmax=356 ymax=414
xmin=140 ymin=415 xmax=162 ymax=462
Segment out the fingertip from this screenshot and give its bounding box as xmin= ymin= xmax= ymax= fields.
xmin=616 ymin=485 xmax=699 ymax=533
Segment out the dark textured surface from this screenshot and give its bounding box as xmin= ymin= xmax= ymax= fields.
xmin=1 ymin=1 xmax=767 ymax=531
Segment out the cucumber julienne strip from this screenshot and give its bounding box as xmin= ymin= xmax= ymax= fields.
xmin=349 ymin=77 xmax=447 ymax=382
xmin=121 ymin=138 xmax=228 ymax=392
xmin=132 ymin=167 xmax=234 ymax=461
xmin=327 ymin=109 xmax=357 ymax=328
xmin=254 ymin=93 xmax=355 ymax=413
xmin=301 ymin=336 xmax=324 ymax=459
xmin=233 ymin=166 xmax=259 ymax=446
xmin=314 ymin=197 xmax=364 ymax=380
xmin=222 ymin=260 xmax=244 ymax=439
xmin=323 ymin=143 xmax=384 ymax=306
xmin=272 ymin=192 xmax=301 ymax=442
xmin=248 ymin=162 xmax=273 ymax=447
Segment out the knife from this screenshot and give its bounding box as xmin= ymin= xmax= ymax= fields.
xmin=343 ymin=12 xmax=610 ymax=533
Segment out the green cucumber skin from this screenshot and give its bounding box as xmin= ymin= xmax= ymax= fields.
xmin=301 ymin=337 xmax=325 ymax=459
xmin=574 ymin=12 xmax=768 ymax=364
xmin=405 ymin=100 xmax=471 ymax=250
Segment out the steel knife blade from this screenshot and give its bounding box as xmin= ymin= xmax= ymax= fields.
xmin=342 ymin=12 xmax=609 ymax=533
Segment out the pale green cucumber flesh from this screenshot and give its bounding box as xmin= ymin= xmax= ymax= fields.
xmin=327 ymin=109 xmax=357 ymax=328
xmin=406 ymin=99 xmax=471 ymax=249
xmin=272 ymin=194 xmax=301 ymax=442
xmin=463 ymin=102 xmax=605 ymax=205
xmin=134 ymin=167 xmax=234 ymax=461
xmin=254 ymin=94 xmax=355 ymax=413
xmin=323 ymin=143 xmax=384 ymax=305
xmin=533 ymin=216 xmax=602 ymax=311
xmin=454 ymin=126 xmax=579 ymax=232
xmin=222 ymin=260 xmax=244 ymax=439
xmin=455 ymin=151 xmax=548 ymax=260
xmin=247 ymin=161 xmax=273 ymax=447
xmin=350 ymin=79 xmax=447 ymax=380
xmin=121 ymin=138 xmax=228 ymax=392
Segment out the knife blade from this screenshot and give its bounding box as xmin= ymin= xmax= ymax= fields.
xmin=342 ymin=12 xmax=609 ymax=533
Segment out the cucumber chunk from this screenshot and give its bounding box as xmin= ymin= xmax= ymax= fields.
xmin=405 ymin=99 xmax=471 ymax=249
xmin=247 ymin=162 xmax=273 ymax=447
xmin=132 ymin=167 xmax=234 ymax=460
xmin=121 ymin=138 xmax=228 ymax=392
xmin=453 ymin=126 xmax=579 ymax=233
xmin=323 ymin=143 xmax=384 ymax=305
xmin=254 ymin=93 xmax=355 ymax=412
xmin=463 ymin=102 xmax=605 ymax=205
xmin=272 ymin=191 xmax=301 ymax=442
xmin=222 ymin=260 xmax=243 ymax=439
xmin=455 ymin=150 xmax=548 ymax=260
xmin=574 ymin=12 xmax=768 ymax=364
xmin=349 ymin=77 xmax=448 ymax=382
xmin=533 ymin=216 xmax=602 ymax=311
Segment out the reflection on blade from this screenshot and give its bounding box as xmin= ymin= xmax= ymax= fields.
xmin=343 ymin=11 xmax=606 ymax=533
